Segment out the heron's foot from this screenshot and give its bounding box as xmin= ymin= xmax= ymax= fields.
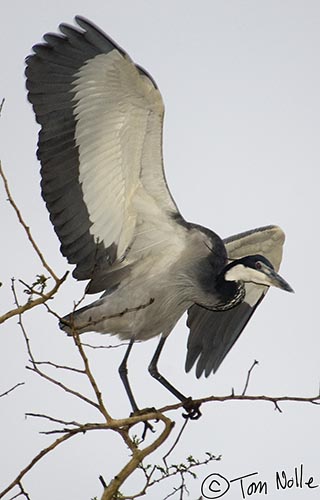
xmin=182 ymin=397 xmax=202 ymax=420
xmin=130 ymin=407 xmax=157 ymax=440
xmin=130 ymin=406 xmax=157 ymax=416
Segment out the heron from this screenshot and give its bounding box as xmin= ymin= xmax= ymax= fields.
xmin=25 ymin=16 xmax=293 ymax=419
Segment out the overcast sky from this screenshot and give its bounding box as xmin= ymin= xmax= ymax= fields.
xmin=1 ymin=2 xmax=320 ymax=499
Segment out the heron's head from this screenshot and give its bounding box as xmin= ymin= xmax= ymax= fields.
xmin=224 ymin=254 xmax=294 ymax=292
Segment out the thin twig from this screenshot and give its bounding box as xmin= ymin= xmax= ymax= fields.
xmin=26 ymin=364 xmax=99 ymax=410
xmin=45 ymin=293 xmax=153 ymax=333
xmin=0 ymin=382 xmax=24 ymax=398
xmin=70 ymin=328 xmax=111 ymax=421
xmin=14 ymin=280 xmax=111 ymax=420
xmin=32 ymin=360 xmax=84 ymax=374
xmin=99 ymin=475 xmax=107 ymax=489
xmin=81 ymin=341 xmax=129 ymax=350
xmin=0 ymin=161 xmax=58 ymax=280
xmin=159 ymin=392 xmax=320 ymax=415
xmin=0 ymin=98 xmax=5 ymax=116
xmin=101 ymin=415 xmax=175 ymax=500
xmin=163 ymin=419 xmax=189 ymax=465
xmin=0 ymin=431 xmax=81 ymax=498
xmin=41 ymin=301 xmax=64 ymax=322
xmin=62 ymin=298 xmax=155 ymax=332
xmin=0 ymin=272 xmax=68 ymax=325
xmin=25 ymin=412 xmax=82 ymax=428
xmin=0 ymin=411 xmax=172 ymax=499
xmin=128 ymin=451 xmax=220 ymax=500
xmin=8 ymin=481 xmax=31 ymax=500
xmin=12 ymin=293 xmax=100 ymax=411
xmin=242 ymin=359 xmax=259 ymax=395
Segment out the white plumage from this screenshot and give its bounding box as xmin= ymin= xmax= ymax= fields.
xmin=26 ymin=17 xmax=293 ymax=412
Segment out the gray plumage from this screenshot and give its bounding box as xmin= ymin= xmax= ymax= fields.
xmin=185 ymin=225 xmax=286 ymax=378
xmin=26 ymin=17 xmax=293 ymax=412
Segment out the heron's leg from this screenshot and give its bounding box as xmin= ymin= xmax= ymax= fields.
xmin=148 ymin=336 xmax=202 ymax=420
xmin=118 ymin=338 xmax=139 ymax=413
xmin=118 ymin=338 xmax=155 ymax=439
xmin=148 ymin=336 xmax=187 ymax=401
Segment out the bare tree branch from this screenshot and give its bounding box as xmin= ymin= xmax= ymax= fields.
xmin=1 ymin=159 xmax=319 ymax=500
xmin=163 ymin=419 xmax=189 ymax=465
xmin=101 ymin=415 xmax=175 ymax=500
xmin=8 ymin=482 xmax=31 ymax=500
xmin=81 ymin=341 xmax=129 ymax=350
xmin=0 ymin=161 xmax=58 ymax=281
xmin=242 ymin=359 xmax=259 ymax=395
xmin=0 ymin=98 xmax=5 ymax=117
xmin=0 ymin=161 xmax=69 ymax=326
xmin=0 ymin=412 xmax=173 ymax=499
xmin=2 ymin=272 xmax=174 ymax=499
xmin=32 ymin=359 xmax=84 ymax=374
xmin=25 ymin=412 xmax=82 ymax=429
xmin=70 ymin=327 xmax=111 ymax=421
xmin=0 ymin=431 xmax=76 ymax=498
xmin=0 ymin=272 xmax=68 ymax=325
xmin=0 ymin=383 xmax=24 ymax=399
xmin=159 ymin=392 xmax=320 ymax=416
xmin=60 ymin=298 xmax=155 ymax=333
xmin=10 ymin=286 xmax=101 ymax=411
xmin=120 ymin=452 xmax=221 ymax=500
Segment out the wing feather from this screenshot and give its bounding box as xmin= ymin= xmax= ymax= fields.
xmin=185 ymin=225 xmax=286 ymax=377
xmin=26 ymin=16 xmax=182 ymax=292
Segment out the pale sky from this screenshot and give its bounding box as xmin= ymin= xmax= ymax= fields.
xmin=1 ymin=1 xmax=320 ymax=499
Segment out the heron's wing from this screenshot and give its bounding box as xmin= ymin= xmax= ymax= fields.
xmin=185 ymin=225 xmax=285 ymax=378
xmin=223 ymin=225 xmax=284 ymax=269
xmin=26 ymin=16 xmax=182 ymax=293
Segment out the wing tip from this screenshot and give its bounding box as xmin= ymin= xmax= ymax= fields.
xmin=270 ymin=224 xmax=285 ymax=244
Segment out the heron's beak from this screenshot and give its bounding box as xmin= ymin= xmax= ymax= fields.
xmin=263 ymin=266 xmax=294 ymax=293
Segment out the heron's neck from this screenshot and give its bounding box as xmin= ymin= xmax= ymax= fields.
xmin=214 ymin=269 xmax=246 ymax=311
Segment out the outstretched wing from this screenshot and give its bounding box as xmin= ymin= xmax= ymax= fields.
xmin=26 ymin=16 xmax=182 ymax=293
xmin=185 ymin=225 xmax=285 ymax=378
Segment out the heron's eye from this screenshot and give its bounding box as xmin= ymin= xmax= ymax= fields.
xmin=255 ymin=261 xmax=262 ymax=270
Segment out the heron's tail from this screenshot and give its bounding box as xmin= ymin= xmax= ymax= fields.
xmin=59 ymin=303 xmax=95 ymax=335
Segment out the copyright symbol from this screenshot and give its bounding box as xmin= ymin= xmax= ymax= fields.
xmin=201 ymin=473 xmax=230 ymax=499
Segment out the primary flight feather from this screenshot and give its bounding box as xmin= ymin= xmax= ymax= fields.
xmin=26 ymin=17 xmax=293 ymax=415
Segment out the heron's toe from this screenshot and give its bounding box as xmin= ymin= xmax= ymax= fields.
xmin=129 ymin=407 xmax=157 ymax=440
xmin=182 ymin=397 xmax=202 ymax=420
